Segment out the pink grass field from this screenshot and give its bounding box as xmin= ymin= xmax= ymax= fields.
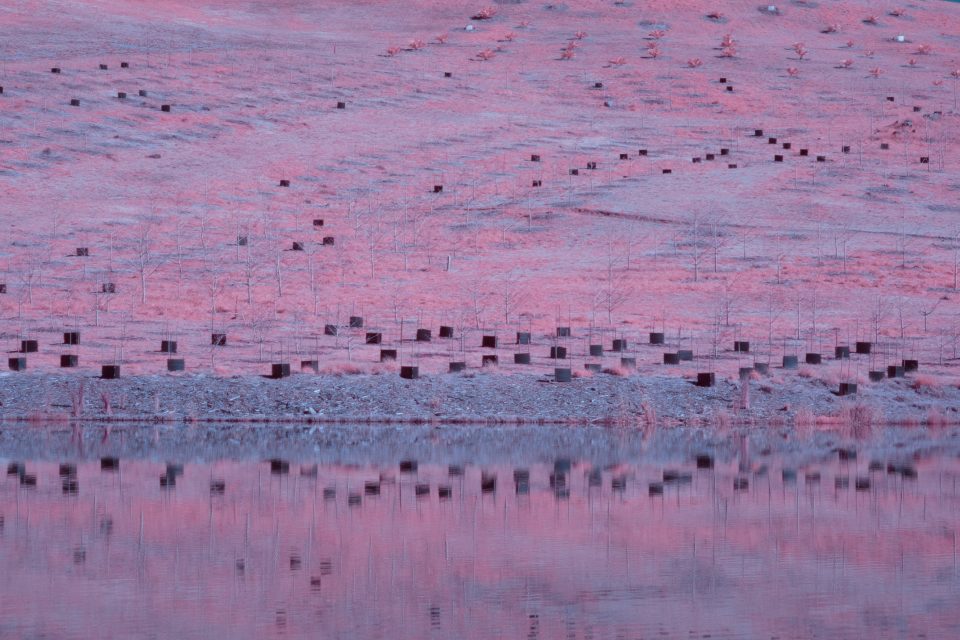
xmin=1 ymin=0 xmax=959 ymax=401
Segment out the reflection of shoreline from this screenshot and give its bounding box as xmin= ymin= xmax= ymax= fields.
xmin=2 ymin=456 xmax=958 ymax=640
xmin=2 ymin=421 xmax=960 ymax=470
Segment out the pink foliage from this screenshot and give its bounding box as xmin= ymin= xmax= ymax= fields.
xmin=687 ymin=58 xmax=702 ymax=68
xmin=472 ymin=6 xmax=497 ymax=20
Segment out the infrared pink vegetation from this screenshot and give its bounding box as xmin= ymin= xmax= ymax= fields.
xmin=0 ymin=0 xmax=958 ymax=391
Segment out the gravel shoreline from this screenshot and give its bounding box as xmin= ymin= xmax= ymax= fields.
xmin=2 ymin=370 xmax=957 ymax=426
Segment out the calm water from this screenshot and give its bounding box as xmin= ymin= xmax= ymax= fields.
xmin=2 ymin=452 xmax=959 ymax=639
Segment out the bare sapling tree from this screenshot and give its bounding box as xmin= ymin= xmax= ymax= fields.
xmin=598 ymin=233 xmax=634 ymax=323
xmin=764 ymin=290 xmax=783 ymax=363
xmin=362 ymin=208 xmax=386 ymax=277
xmin=133 ymin=219 xmax=166 ymax=304
xmin=499 ymin=269 xmax=523 ymax=324
xmin=248 ymin=304 xmax=273 ymax=362
xmin=242 ymin=239 xmax=261 ymax=305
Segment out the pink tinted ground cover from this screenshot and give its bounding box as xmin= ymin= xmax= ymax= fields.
xmin=0 ymin=0 xmax=957 ymax=404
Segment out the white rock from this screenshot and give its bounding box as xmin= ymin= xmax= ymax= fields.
xmin=767 ymin=5 xmax=777 ymax=13
xmin=465 ymin=24 xmax=474 ymax=31
xmin=896 ymin=35 xmax=905 ymax=42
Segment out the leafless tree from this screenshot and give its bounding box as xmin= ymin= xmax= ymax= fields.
xmin=133 ymin=219 xmax=166 ymax=304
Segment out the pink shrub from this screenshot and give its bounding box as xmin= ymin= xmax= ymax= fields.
xmin=320 ymin=362 xmax=365 ymax=375
xmin=687 ymin=58 xmax=702 ymax=68
xmin=794 ymin=407 xmax=815 ymax=428
xmin=602 ymin=366 xmax=628 ymax=377
xmin=714 ymin=409 xmax=733 ymax=430
xmin=911 ymin=375 xmax=942 ymax=396
xmin=838 ymin=402 xmax=880 ymax=430
xmin=926 ymin=408 xmax=949 ymax=427
xmin=640 ymin=401 xmax=657 ymax=429
xmin=472 ymin=6 xmax=497 ymax=20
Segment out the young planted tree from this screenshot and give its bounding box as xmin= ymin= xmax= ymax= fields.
xmin=132 ymin=219 xmax=166 ymax=304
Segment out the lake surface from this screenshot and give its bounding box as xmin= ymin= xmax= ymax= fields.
xmin=2 ymin=448 xmax=959 ymax=639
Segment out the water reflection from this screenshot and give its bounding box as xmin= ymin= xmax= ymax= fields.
xmin=2 ymin=452 xmax=959 ymax=639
